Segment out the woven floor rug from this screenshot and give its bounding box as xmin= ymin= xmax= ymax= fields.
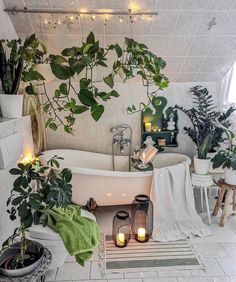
xmin=104 ymin=235 xmax=203 ymax=273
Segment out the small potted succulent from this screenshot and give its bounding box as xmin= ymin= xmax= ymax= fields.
xmin=0 ymin=34 xmax=46 ymax=118
xmin=212 ymin=130 xmax=236 ymax=185
xmin=0 ymin=155 xmax=72 ymax=278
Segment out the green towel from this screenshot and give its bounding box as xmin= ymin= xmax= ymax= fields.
xmin=46 ymin=205 xmax=100 ymax=266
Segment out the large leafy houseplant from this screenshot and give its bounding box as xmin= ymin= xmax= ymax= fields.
xmin=0 ymin=34 xmax=46 ymax=118
xmin=0 ymin=33 xmax=46 ymax=94
xmin=211 ymin=130 xmax=236 ymax=185
xmin=114 ymin=37 xmax=169 ymax=114
xmin=175 ymin=85 xmax=235 ymax=156
xmin=0 ymin=155 xmax=72 ymax=276
xmin=26 ymin=32 xmax=169 ymax=133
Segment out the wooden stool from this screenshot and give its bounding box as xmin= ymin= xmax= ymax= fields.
xmin=212 ymin=179 xmax=236 ymax=227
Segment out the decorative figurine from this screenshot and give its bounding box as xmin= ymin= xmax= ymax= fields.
xmin=167 ymin=112 xmax=175 ymax=131
xmin=143 ymin=136 xmax=156 ymax=146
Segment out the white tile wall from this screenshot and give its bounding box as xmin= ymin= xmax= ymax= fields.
xmin=3 ymin=0 xmax=236 ymax=81
xmin=45 ymin=80 xmax=220 ymax=158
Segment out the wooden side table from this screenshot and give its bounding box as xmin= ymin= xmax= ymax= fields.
xmin=192 ymin=173 xmax=214 ymax=225
xmin=212 ymin=179 xmax=236 ymax=227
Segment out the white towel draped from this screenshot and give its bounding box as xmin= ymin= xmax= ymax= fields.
xmin=150 ymin=161 xmax=211 ymax=241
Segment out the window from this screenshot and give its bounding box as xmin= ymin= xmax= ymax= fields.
xmin=227 ymin=62 xmax=236 ymax=105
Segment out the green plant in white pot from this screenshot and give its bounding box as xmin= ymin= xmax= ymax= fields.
xmin=211 ymin=130 xmax=236 ymax=185
xmin=0 ymin=156 xmax=72 ymax=278
xmin=175 ymin=86 xmax=217 ymax=174
xmin=0 ymin=34 xmax=46 ymax=118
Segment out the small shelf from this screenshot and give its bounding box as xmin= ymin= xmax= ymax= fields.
xmin=143 ymin=130 xmax=179 ymax=134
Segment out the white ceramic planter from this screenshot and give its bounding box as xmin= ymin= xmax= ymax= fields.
xmin=194 ymin=156 xmax=211 ymax=175
xmin=224 ymin=168 xmax=236 ymax=185
xmin=0 ymin=94 xmax=23 ymax=118
xmin=35 ymin=63 xmax=55 ymax=84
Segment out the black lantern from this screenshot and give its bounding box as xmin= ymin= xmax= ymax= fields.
xmin=113 ymin=211 xmax=131 ymax=248
xmin=131 ymin=194 xmax=153 ymax=242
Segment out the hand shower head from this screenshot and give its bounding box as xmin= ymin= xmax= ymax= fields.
xmin=110 ymin=124 xmax=131 ymax=133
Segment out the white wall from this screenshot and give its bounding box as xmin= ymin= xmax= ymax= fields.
xmin=0 ymin=116 xmax=34 ymax=245
xmin=0 ymin=0 xmax=17 ymax=39
xmin=45 ymin=80 xmax=220 ymax=158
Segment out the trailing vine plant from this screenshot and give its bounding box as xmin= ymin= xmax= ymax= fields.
xmin=112 ymin=37 xmax=169 ymax=114
xmin=26 ymin=32 xmax=169 ymax=133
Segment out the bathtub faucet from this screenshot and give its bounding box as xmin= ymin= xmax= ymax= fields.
xmin=110 ymin=124 xmax=133 ymax=171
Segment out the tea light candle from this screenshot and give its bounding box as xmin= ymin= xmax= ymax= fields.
xmin=137 ymin=227 xmax=146 ymax=242
xmin=116 ymin=233 xmax=125 ymax=247
xmin=144 ymin=122 xmax=152 ymax=132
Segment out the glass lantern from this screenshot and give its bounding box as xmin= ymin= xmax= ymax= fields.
xmin=113 ymin=211 xmax=131 ymax=248
xmin=131 ymin=194 xmax=153 ymax=242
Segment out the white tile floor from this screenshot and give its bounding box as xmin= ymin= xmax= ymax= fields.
xmin=46 ymin=199 xmax=236 ymax=282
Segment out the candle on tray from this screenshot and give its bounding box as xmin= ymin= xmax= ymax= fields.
xmin=137 ymin=227 xmax=146 ymax=242
xmin=116 ymin=233 xmax=125 ymax=247
xmin=144 ymin=122 xmax=152 ymax=132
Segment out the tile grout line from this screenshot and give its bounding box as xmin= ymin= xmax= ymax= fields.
xmin=147 ymin=0 xmax=159 ymax=45
xmin=165 ymin=0 xmax=185 ymax=57
xmin=193 ymin=0 xmax=236 ymax=82
xmin=178 ymin=0 xmax=210 ymax=82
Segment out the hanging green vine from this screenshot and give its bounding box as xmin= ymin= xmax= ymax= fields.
xmin=26 ymin=32 xmax=169 ymax=133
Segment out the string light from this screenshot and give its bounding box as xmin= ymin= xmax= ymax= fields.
xmin=42 ymin=11 xmax=156 ymax=27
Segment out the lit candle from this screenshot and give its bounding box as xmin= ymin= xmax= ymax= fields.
xmin=144 ymin=122 xmax=152 ymax=132
xmin=137 ymin=227 xmax=146 ymax=242
xmin=116 ymin=233 xmax=125 ymax=247
xmin=20 ymin=153 xmax=34 ymax=165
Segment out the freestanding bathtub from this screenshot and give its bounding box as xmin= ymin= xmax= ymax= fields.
xmin=40 ymin=149 xmax=191 ymax=206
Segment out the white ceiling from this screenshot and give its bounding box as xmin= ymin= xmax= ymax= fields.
xmin=3 ymin=0 xmax=236 ymax=82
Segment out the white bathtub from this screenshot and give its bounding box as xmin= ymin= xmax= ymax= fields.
xmin=40 ymin=149 xmax=191 ymax=206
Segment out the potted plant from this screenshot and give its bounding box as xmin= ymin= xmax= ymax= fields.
xmin=0 ymin=155 xmax=72 ymax=278
xmin=212 ymin=130 xmax=236 ymax=185
xmin=175 ymin=86 xmax=220 ymax=174
xmin=0 ymin=34 xmax=46 ymax=118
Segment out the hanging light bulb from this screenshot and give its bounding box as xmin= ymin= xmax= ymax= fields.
xmin=141 ymin=14 xmax=145 ymax=21
xmin=57 ymin=19 xmax=61 ymax=25
xmin=148 ymin=15 xmax=152 ymax=22
xmin=119 ymin=16 xmax=123 ymax=23
xmin=44 ymin=18 xmax=48 ymax=24
xmin=69 ymin=16 xmax=74 ymax=21
xmin=91 ymin=15 xmax=95 ymax=21
xmin=133 ymin=16 xmax=137 ymax=22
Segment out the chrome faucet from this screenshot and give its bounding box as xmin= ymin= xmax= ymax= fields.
xmin=110 ymin=124 xmax=132 ymax=171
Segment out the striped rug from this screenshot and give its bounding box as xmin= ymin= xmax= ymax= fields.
xmin=104 ymin=235 xmax=203 ymax=273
